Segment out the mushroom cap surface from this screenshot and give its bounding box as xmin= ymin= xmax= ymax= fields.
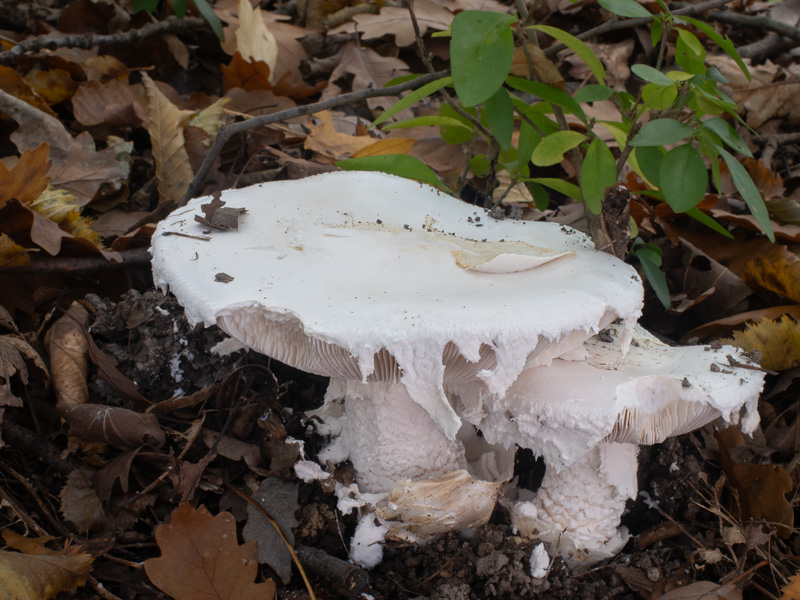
xmin=151 ymin=171 xmax=643 ymax=438
xmin=451 ymin=324 xmax=764 ymax=471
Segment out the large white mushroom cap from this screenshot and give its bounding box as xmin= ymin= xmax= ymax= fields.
xmin=151 ymin=171 xmax=643 ymax=439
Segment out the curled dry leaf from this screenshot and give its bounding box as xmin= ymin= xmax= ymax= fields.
xmin=0 ymin=333 xmax=49 ymax=409
xmin=742 ymin=245 xmax=800 ymax=303
xmin=142 ymin=73 xmax=194 ymax=207
xmin=242 ymin=478 xmax=299 ymax=584
xmin=222 ymin=51 xmax=273 ymax=93
xmin=56 ymin=402 xmax=165 ymax=450
xmin=145 ymin=503 xmax=277 ymax=600
xmin=46 ymin=302 xmax=90 ymax=405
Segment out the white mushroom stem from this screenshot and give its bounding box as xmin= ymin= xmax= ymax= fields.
xmin=331 ymin=378 xmax=468 ymax=493
xmin=513 ymin=442 xmax=638 ymax=567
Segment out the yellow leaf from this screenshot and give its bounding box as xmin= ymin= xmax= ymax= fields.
xmin=235 ymin=0 xmax=278 ymax=80
xmin=0 ymin=143 xmax=51 ymax=207
xmin=0 ymin=549 xmax=93 ymax=600
xmin=189 ymin=97 xmax=230 ymax=146
xmin=142 ymin=74 xmax=194 ymax=206
xmin=724 ymin=315 xmax=800 ymax=371
xmin=304 ymin=110 xmax=376 ymax=161
xmin=352 ymin=137 xmax=416 ymax=158
xmin=743 ymin=246 xmax=800 ymax=303
xmin=0 ymin=233 xmax=30 ymax=267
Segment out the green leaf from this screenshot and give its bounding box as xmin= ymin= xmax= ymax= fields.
xmin=682 ymin=16 xmax=750 ymax=81
xmin=451 ymin=11 xmax=517 ymax=107
xmin=516 ymin=119 xmax=541 ymax=168
xmin=193 ymin=0 xmax=224 ymax=40
xmin=631 ymin=64 xmax=673 ymax=86
xmin=527 ymin=181 xmax=550 ymax=210
xmin=633 ymin=146 xmax=664 ymax=188
xmin=598 ymin=0 xmax=651 ymax=18
xmin=675 ymin=30 xmax=706 ymax=74
xmin=630 ymin=118 xmax=694 ymax=147
xmin=531 ymin=131 xmax=585 ymax=167
xmin=716 ymin=146 xmax=775 ymax=241
xmin=371 ymin=76 xmax=453 ymax=129
xmin=641 ymin=83 xmax=677 ymax=111
xmin=437 ymin=103 xmax=475 ymax=144
xmin=133 ymin=0 xmax=160 ymax=11
xmin=633 ymin=245 xmax=670 ymax=308
xmin=581 ymin=137 xmax=616 ymax=214
xmin=650 ymin=16 xmax=663 ymax=47
xmin=685 ymin=208 xmax=733 ymax=238
xmin=173 ymin=0 xmax=187 ymax=18
xmin=506 ymin=76 xmax=587 ymax=124
xmin=484 ymin=87 xmax=514 ymax=150
xmin=700 ymin=118 xmax=751 ymax=157
xmin=469 ymin=154 xmax=491 ymax=177
xmin=659 ymin=144 xmax=708 ymax=212
xmin=336 ymin=155 xmax=450 ymax=192
xmin=526 ymin=177 xmax=581 ymax=201
xmin=530 ymin=25 xmax=606 ymax=85
xmin=574 ymin=84 xmax=614 ymax=103
xmin=383 ymin=116 xmax=473 ymax=131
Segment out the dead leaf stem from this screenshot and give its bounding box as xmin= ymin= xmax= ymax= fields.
xmin=0 ymin=17 xmax=205 ymax=66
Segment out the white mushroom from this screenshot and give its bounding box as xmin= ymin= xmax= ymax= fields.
xmin=150 ymin=171 xmax=644 ymax=546
xmin=449 ymin=324 xmax=764 ymax=567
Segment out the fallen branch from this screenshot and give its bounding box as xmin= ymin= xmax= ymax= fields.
xmin=707 ymin=10 xmax=800 ymax=44
xmin=0 ymin=247 xmax=150 ymax=275
xmin=0 ymin=17 xmax=205 ymax=66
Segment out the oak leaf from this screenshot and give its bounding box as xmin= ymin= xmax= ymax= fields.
xmin=304 ymin=110 xmax=377 ymax=161
xmin=144 ymin=503 xmax=277 ymax=600
xmin=222 ymin=52 xmax=273 ymax=93
xmin=724 ymin=315 xmax=800 ymax=371
xmin=142 ymin=73 xmax=194 ymax=206
xmin=0 ymin=65 xmax=55 ymax=115
xmin=332 ymin=0 xmax=453 ymax=47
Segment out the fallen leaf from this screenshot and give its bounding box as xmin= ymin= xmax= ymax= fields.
xmin=142 ymin=73 xmax=194 ymax=206
xmin=145 ymin=503 xmax=277 ymax=600
xmin=235 ymin=0 xmax=278 ymax=80
xmin=724 ymin=315 xmax=800 ymax=371
xmin=304 ymin=110 xmax=377 ymax=161
xmin=71 ymin=79 xmax=146 ymax=128
xmin=0 ymin=233 xmax=30 ymax=267
xmin=194 ymin=197 xmax=247 ymax=230
xmin=25 ymin=68 xmax=78 ymax=106
xmin=222 ymin=51 xmax=274 ymax=92
xmin=741 ymin=245 xmax=800 ymax=303
xmin=0 ymin=548 xmax=92 ymax=600
xmin=352 ymin=137 xmax=416 ymax=158
xmin=510 ymin=45 xmax=564 ymax=88
xmin=0 ymin=65 xmax=55 ymax=115
xmin=781 ymin=573 xmax=800 ymax=600
xmin=46 ymin=302 xmax=90 ymax=405
xmin=243 ymin=478 xmax=299 ymax=584
xmin=332 ymin=0 xmax=453 ymax=47
xmin=716 ymin=428 xmax=794 ymax=538
xmin=56 ymin=403 xmax=165 ymax=450
xmin=189 ymin=97 xmax=230 ymax=143
xmin=0 ymin=143 xmax=52 ymax=207
xmin=683 ymin=305 xmax=800 ymax=342
xmin=658 ymin=580 xmax=741 ymax=600
xmin=0 ymin=334 xmax=49 ymax=408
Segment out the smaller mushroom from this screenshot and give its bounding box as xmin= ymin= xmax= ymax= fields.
xmin=449 ymin=324 xmax=764 ymax=567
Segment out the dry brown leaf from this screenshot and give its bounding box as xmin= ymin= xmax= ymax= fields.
xmin=332 ymin=0 xmax=453 ymax=46
xmin=683 ymin=305 xmax=800 ymax=342
xmin=781 ymin=573 xmax=800 ymax=600
xmin=71 ymin=79 xmax=145 ymax=128
xmin=707 ymin=55 xmax=800 ymax=128
xmin=222 ymin=51 xmax=274 ymax=93
xmin=352 ymin=137 xmax=416 ymax=158
xmin=0 ymin=334 xmax=49 ymax=408
xmin=142 ymin=73 xmax=194 ymax=207
xmin=724 ymin=315 xmax=800 ymax=371
xmin=304 ymin=110 xmax=377 ymax=161
xmin=46 ymin=302 xmax=90 ymax=405
xmin=0 ymin=233 xmax=30 ymax=267
xmin=0 ymin=143 xmax=51 ymax=207
xmin=510 ymin=45 xmax=564 ymax=88
xmin=0 ymin=65 xmax=55 ymax=115
xmin=716 ymin=428 xmax=794 ymax=538
xmin=235 ymin=0 xmax=277 ymax=80
xmin=741 ymin=245 xmax=800 ymax=303
xmin=0 ymin=548 xmax=92 ymax=600
xmin=658 ymin=581 xmax=741 ymax=600
xmin=321 ymin=42 xmax=410 ymax=112
xmin=60 ymin=466 xmax=155 ymax=533
xmin=145 ymin=503 xmax=277 ymax=600
xmin=25 ymin=69 xmax=78 ymax=106
xmin=56 ymin=402 xmax=165 ymax=450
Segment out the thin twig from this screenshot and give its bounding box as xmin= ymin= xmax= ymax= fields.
xmin=707 ymin=11 xmax=800 ymax=44
xmin=163 ymin=69 xmax=450 ymax=222
xmin=0 ymin=17 xmax=205 ymax=66
xmin=0 ymin=247 xmax=150 ymax=275
xmin=224 ymin=483 xmax=317 ymax=600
